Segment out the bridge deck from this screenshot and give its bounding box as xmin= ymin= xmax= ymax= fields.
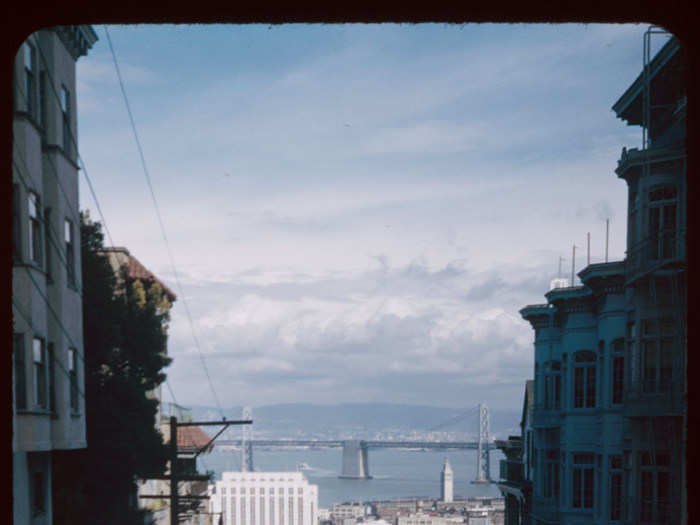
xmin=215 ymin=439 xmax=495 ymax=449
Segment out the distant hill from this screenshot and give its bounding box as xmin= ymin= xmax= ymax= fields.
xmin=187 ymin=402 xmax=521 ymax=440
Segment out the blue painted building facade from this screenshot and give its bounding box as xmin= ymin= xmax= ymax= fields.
xmin=512 ymin=31 xmax=686 ymax=525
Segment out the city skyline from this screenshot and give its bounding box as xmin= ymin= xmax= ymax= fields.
xmin=76 ymin=23 xmax=654 ymax=410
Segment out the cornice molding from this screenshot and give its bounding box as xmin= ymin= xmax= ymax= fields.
xmin=53 ymin=25 xmax=98 ymax=61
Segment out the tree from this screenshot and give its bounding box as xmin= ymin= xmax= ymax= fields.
xmin=53 ymin=213 xmax=173 ymax=525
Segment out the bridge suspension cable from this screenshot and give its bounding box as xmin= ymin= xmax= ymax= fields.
xmin=427 ymin=405 xmax=480 ymax=432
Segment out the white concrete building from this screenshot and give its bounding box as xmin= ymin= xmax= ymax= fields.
xmin=331 ymin=502 xmax=366 ymax=522
xmin=440 ymin=458 xmax=453 ymax=503
xmin=209 ymin=472 xmax=318 ymax=525
xmin=12 ymin=25 xmax=97 ymax=525
xmin=398 ymin=513 xmax=462 ymax=525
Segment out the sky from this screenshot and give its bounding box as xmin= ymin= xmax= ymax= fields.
xmin=76 ymin=23 xmax=659 ymax=412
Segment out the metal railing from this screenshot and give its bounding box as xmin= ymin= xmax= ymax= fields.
xmin=625 ymin=231 xmax=685 ymax=283
xmin=499 ymin=459 xmax=524 ymax=482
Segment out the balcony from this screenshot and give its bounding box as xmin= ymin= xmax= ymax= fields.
xmin=625 ymin=231 xmax=685 ymax=284
xmin=499 ymin=459 xmax=524 ymax=483
xmin=615 ymin=145 xmax=685 ymax=178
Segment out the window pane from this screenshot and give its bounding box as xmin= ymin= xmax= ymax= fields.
xmin=61 ymin=86 xmax=69 ymax=114
xmin=574 ymin=368 xmax=584 ymax=408
xmin=642 ymin=340 xmax=657 ymax=393
xmin=28 ymin=193 xmax=37 ymax=218
xmin=14 ymin=334 xmax=27 ymax=409
xmin=658 ymin=471 xmax=670 ymax=522
xmin=660 ymin=340 xmax=673 ymax=391
xmin=573 ymin=469 xmax=582 ymax=508
xmin=24 ymin=43 xmax=34 ymax=71
xmin=610 ymin=472 xmax=622 ymax=520
xmin=613 ymin=356 xmax=624 ymax=404
xmin=640 ymin=471 xmax=653 ymax=522
xmin=64 ymin=220 xmax=72 ymax=243
xmin=33 ymin=338 xmax=42 ymax=363
xmin=586 ymin=366 xmax=596 ymax=408
xmin=48 ymin=343 xmax=55 ymax=411
xmin=583 ymin=468 xmax=594 ymax=508
xmin=44 ymin=208 xmax=51 ymax=279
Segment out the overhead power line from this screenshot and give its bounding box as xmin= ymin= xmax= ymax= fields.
xmin=103 ymin=26 xmax=224 ymax=419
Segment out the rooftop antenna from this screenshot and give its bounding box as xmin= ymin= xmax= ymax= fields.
xmin=558 ymin=256 xmax=565 ymax=278
xmin=605 ymin=219 xmax=610 ymax=263
xmin=571 ymin=244 xmax=577 ymax=286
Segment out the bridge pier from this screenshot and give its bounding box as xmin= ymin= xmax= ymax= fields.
xmin=339 ymin=440 xmax=371 ymax=479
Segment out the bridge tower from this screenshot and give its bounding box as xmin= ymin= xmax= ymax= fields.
xmin=473 ymin=403 xmax=491 ymax=483
xmin=241 ymin=406 xmax=254 ymax=472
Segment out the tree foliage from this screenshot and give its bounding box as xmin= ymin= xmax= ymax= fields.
xmin=53 ymin=213 xmax=173 ymax=525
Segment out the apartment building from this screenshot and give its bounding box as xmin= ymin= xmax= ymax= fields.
xmin=495 ymin=380 xmax=533 ymax=525
xmin=209 ymin=471 xmax=319 ymax=525
xmin=612 ymin=32 xmax=686 ymax=525
xmin=514 ymin=31 xmax=686 ymax=525
xmin=11 ymin=26 xmax=98 ymax=525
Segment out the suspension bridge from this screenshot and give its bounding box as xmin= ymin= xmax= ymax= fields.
xmin=214 ymin=404 xmax=494 ymax=482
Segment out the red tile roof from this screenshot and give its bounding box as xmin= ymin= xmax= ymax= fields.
xmin=177 ymin=425 xmax=213 ymax=453
xmin=161 ymin=423 xmax=213 ymax=454
xmin=101 ymin=247 xmax=177 ymax=301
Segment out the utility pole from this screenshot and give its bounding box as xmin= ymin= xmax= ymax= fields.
xmin=170 ymin=416 xmax=178 ymax=525
xmin=141 ymin=416 xmax=253 ymax=525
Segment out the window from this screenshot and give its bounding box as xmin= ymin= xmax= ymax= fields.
xmin=648 ymin=185 xmax=677 ymax=261
xmin=627 ymin=321 xmax=637 ymax=386
xmin=14 ymin=333 xmax=27 ymax=410
xmin=33 ymin=337 xmax=46 ymax=408
xmin=61 ymin=85 xmax=71 ymax=155
xmin=24 ymin=42 xmax=36 ymax=117
xmin=543 ymin=449 xmax=560 ymax=500
xmin=44 ymin=208 xmax=52 ymax=282
xmin=572 ymin=453 xmax=595 ymax=509
xmin=68 ymin=348 xmax=78 ymax=411
xmin=260 ymin=495 xmax=265 ymax=525
xmin=611 ymin=338 xmax=625 ymax=405
xmin=65 ymin=219 xmax=75 ymax=286
xmin=32 ymin=470 xmax=45 ymax=516
xmin=574 ymin=351 xmax=596 ymax=408
xmin=641 ymin=318 xmax=674 ymax=393
xmin=28 ymin=192 xmax=42 ymax=266
xmin=288 ymin=496 xmax=293 ymax=525
xmin=609 ymin=455 xmax=622 ymax=521
xmin=48 ymin=343 xmax=55 ymax=413
xmin=639 ymin=451 xmax=670 ymax=523
xmin=543 ymin=361 xmax=561 ymax=410
xmin=39 ymin=71 xmax=47 ymax=132
xmin=298 ymin=497 xmax=303 ymax=525
xmin=13 ymin=184 xmax=21 ymax=261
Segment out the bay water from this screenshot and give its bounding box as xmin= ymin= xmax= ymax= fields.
xmin=198 ymin=448 xmax=505 ymax=508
